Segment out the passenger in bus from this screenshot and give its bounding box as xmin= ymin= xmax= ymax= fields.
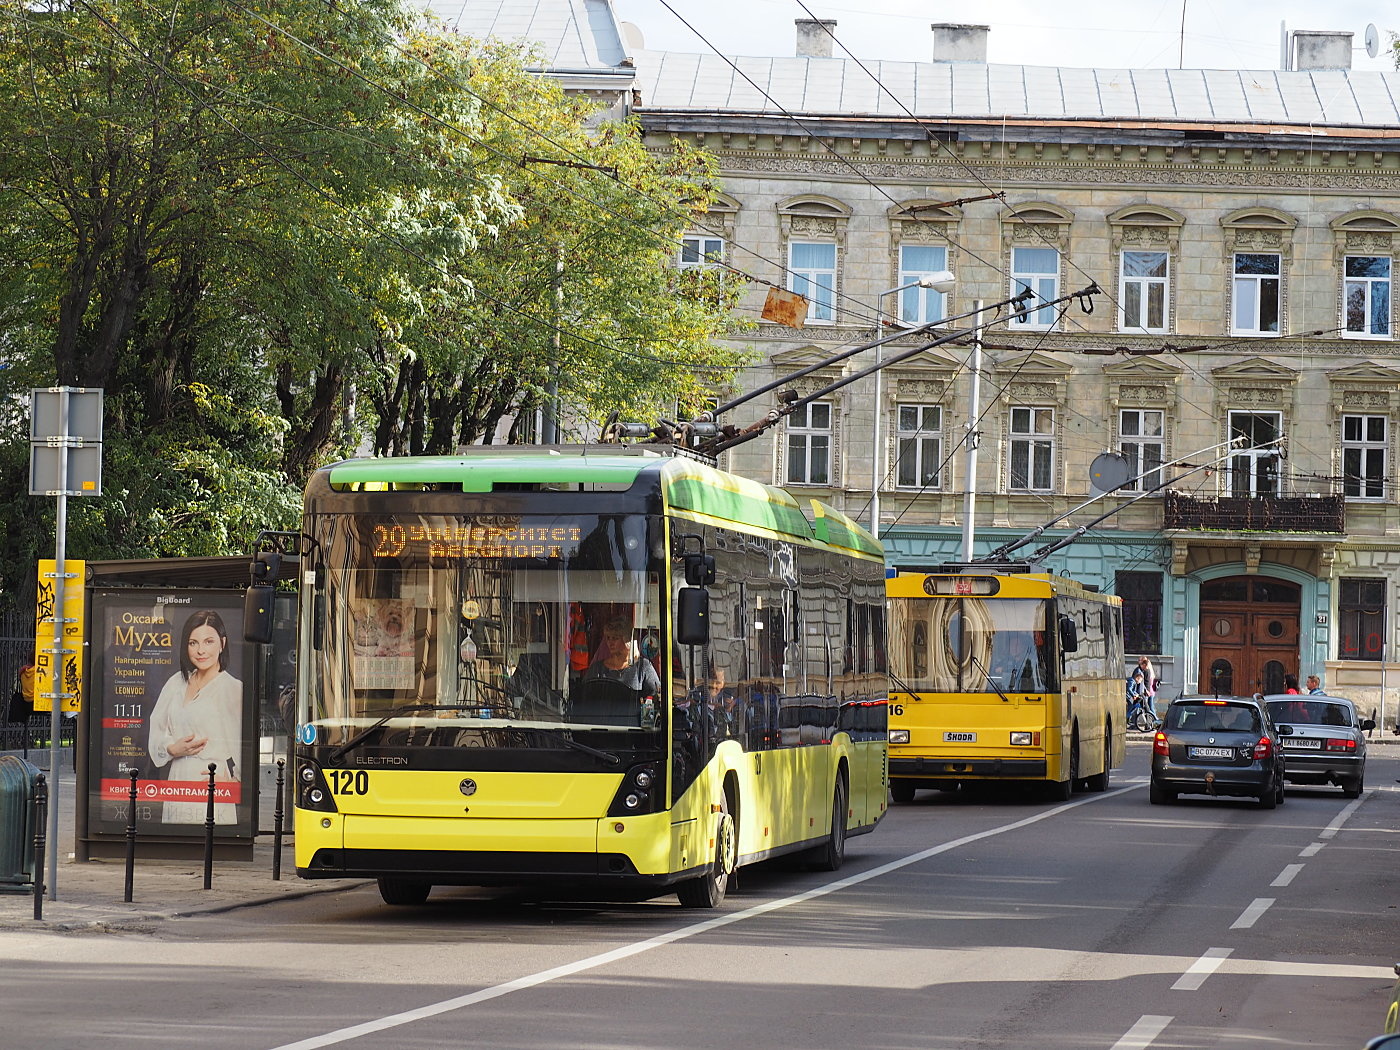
xmin=584 ymin=615 xmax=661 ymax=697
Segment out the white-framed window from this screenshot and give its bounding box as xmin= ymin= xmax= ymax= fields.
xmin=894 ymin=404 xmax=942 ymax=490
xmin=678 ymin=234 xmax=724 ymax=269
xmin=1009 ymin=406 xmax=1055 ymax=492
xmin=897 ymin=245 xmax=949 ymax=324
xmin=1342 ymin=413 xmax=1387 ymax=499
xmin=1010 ymin=247 xmax=1060 ymax=329
xmin=1120 ymin=251 xmax=1169 ymax=333
xmin=1228 ymin=411 xmax=1283 ymax=496
xmin=1344 ymin=256 xmax=1391 ymax=338
xmin=1119 ymin=409 xmax=1165 ymax=492
xmin=1232 ymin=253 xmax=1281 ymax=335
xmin=788 ymin=241 xmax=837 ymax=323
xmin=786 ymin=401 xmax=832 ymax=485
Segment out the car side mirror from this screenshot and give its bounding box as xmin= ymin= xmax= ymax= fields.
xmin=1361 ymin=718 xmax=1377 ymax=732
xmin=1276 ymin=724 xmax=1293 ymax=736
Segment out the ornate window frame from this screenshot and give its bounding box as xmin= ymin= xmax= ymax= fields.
xmin=1108 ymin=205 xmax=1183 ymax=335
xmin=1329 ymin=210 xmax=1399 ymax=341
xmin=1003 ymin=203 xmax=1072 ymax=331
xmin=1221 ymin=207 xmax=1297 ymax=337
xmin=777 ymin=195 xmax=851 ymax=326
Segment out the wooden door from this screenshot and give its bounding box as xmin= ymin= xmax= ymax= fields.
xmin=1198 ymin=576 xmax=1301 ymax=694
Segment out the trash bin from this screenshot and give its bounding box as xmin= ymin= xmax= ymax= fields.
xmin=0 ymin=755 xmax=40 ymax=888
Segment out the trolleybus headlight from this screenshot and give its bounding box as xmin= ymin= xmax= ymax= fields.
xmin=308 ymin=788 xmax=325 ymax=804
xmin=888 ymin=729 xmax=910 ymax=744
xmin=297 ymin=761 xmax=339 ymax=813
xmin=300 ymin=766 xmax=315 ymax=784
xmin=1009 ymin=732 xmax=1034 ymax=746
xmin=608 ymin=763 xmax=661 ymax=816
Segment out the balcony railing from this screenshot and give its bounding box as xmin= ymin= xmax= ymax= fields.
xmin=1162 ymin=492 xmax=1345 ymax=533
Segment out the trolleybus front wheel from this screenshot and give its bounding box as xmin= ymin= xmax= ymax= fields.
xmin=677 ymin=794 xmax=736 ymax=909
xmin=378 ymin=877 xmax=431 ymax=906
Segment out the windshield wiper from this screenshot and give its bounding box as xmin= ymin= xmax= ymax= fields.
xmin=969 ymin=655 xmax=1014 ymax=703
xmin=887 ymin=667 xmax=920 ymax=700
xmin=503 ymin=725 xmax=621 ymax=766
xmin=328 ymin=703 xmax=444 ymax=762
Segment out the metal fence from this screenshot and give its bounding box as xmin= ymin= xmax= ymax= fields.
xmin=0 ymin=714 xmax=75 ymax=753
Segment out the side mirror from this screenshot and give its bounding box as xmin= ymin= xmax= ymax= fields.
xmin=1361 ymin=718 xmax=1377 ymax=732
xmin=1277 ymin=724 xmax=1293 ymax=736
xmin=676 ymin=587 xmax=710 ymax=645
xmin=684 ymin=553 xmax=716 ymax=587
xmin=1058 ymin=614 xmax=1079 ymax=653
xmin=244 ymin=585 xmax=276 ymax=644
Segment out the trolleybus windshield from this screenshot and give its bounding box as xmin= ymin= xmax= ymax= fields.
xmin=304 ymin=511 xmax=667 ymax=763
xmin=888 ymin=596 xmax=1055 ymax=694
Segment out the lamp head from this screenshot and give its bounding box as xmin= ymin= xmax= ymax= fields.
xmin=917 ymin=269 xmax=956 ymax=294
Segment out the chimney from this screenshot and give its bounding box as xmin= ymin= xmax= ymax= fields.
xmin=1292 ymin=30 xmax=1353 ymax=71
xmin=795 ymin=19 xmax=837 ymax=59
xmin=931 ymin=23 xmax=989 ymax=63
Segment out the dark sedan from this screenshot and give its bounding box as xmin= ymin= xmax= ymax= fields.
xmin=1150 ymin=695 xmax=1286 ymax=808
xmin=1263 ymin=693 xmax=1373 ymax=798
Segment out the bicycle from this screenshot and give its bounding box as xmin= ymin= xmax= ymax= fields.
xmin=1127 ymin=697 xmax=1159 ymax=732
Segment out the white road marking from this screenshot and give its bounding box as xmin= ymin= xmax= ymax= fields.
xmin=1272 ymin=863 xmax=1305 ymax=887
xmin=1299 ymin=842 xmax=1324 ymax=857
xmin=1110 ymin=1015 xmax=1173 ymax=1049
xmin=1231 ymin=897 xmax=1275 ymax=929
xmin=1172 ymin=947 xmax=1233 ymax=991
xmin=1319 ymin=794 xmax=1367 ymax=838
xmin=268 ymin=786 xmax=1137 ymax=1050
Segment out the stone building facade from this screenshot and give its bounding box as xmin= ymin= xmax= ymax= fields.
xmin=458 ymin=2 xmax=1400 ymax=722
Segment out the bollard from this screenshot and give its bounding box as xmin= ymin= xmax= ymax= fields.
xmin=272 ymin=758 xmax=285 ymax=881
xmin=32 ymin=773 xmax=47 ymax=921
xmin=203 ymin=762 xmax=216 ymax=890
xmin=124 ymin=769 xmax=138 ymax=903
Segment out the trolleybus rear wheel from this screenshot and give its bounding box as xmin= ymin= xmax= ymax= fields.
xmin=889 ymin=780 xmax=915 ymax=804
xmin=677 ymin=793 xmax=735 ymax=909
xmin=805 ymin=772 xmax=848 ymax=872
xmin=378 ymin=877 xmax=431 ymax=906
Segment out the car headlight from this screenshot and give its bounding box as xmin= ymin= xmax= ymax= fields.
xmin=888 ymin=729 xmax=910 ymax=744
xmin=1010 ymin=731 xmax=1034 ymax=746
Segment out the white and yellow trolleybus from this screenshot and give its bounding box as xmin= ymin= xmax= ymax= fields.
xmin=885 ymin=565 xmax=1125 ymax=802
xmin=260 ymin=446 xmax=888 ymax=907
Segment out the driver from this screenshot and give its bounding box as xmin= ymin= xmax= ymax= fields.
xmin=584 ymin=615 xmax=661 ymax=697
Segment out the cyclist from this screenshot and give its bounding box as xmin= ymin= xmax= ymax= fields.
xmin=1126 ymin=668 xmax=1156 ymax=730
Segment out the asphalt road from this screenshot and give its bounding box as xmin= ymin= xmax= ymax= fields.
xmin=5 ymin=742 xmax=1398 ymax=1050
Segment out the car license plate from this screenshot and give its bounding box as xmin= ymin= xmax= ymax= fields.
xmin=1283 ymin=738 xmax=1321 ymax=749
xmin=944 ymin=731 xmax=977 ymax=743
xmin=1188 ymin=746 xmax=1235 ymax=759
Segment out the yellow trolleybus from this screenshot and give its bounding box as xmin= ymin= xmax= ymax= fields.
xmin=885 ymin=566 xmax=1124 ymax=802
xmin=266 ymin=446 xmax=887 ymax=907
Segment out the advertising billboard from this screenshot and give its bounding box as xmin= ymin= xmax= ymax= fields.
xmin=86 ymin=589 xmax=255 ymax=840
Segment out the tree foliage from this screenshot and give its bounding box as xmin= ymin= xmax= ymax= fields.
xmin=0 ymin=1 xmax=745 ymax=603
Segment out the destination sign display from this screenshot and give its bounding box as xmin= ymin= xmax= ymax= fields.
xmin=369 ymin=520 xmax=585 ymax=561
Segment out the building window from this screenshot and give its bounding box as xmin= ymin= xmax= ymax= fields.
xmin=1009 ymin=406 xmax=1054 ymax=492
xmin=1342 ymin=414 xmax=1387 ymax=499
xmin=787 ymin=401 xmax=832 ymax=485
xmin=678 ymin=235 xmax=724 ymax=269
xmin=894 ymin=404 xmax=942 ymax=489
xmin=1120 ymin=251 xmax=1169 ymax=333
xmin=1010 ymin=247 xmax=1059 ymax=329
xmin=1339 ymin=578 xmax=1385 ymax=661
xmin=788 ymin=242 xmax=837 ymax=323
xmin=1228 ymin=411 xmax=1282 ymax=497
xmin=1232 ymin=252 xmax=1281 ymax=335
xmin=897 ymin=245 xmax=948 ymax=324
xmin=1344 ymin=255 xmax=1391 ymax=338
xmin=1119 ymin=409 xmax=1165 ymax=492
xmin=1116 ymin=571 xmax=1162 ymax=655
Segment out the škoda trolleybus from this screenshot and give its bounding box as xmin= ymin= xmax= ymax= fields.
xmin=255 ymin=446 xmax=887 ymax=907
xmin=885 ymin=566 xmax=1124 ymax=802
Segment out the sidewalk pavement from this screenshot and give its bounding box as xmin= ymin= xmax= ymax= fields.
xmin=0 ymin=769 xmax=369 ymax=932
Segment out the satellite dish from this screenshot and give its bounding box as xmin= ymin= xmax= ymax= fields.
xmin=1089 ymin=452 xmax=1131 ymax=494
xmin=1365 ymin=23 xmax=1380 ymax=59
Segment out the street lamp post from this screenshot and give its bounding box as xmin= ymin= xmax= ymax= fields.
xmin=872 ymin=271 xmax=955 ymax=539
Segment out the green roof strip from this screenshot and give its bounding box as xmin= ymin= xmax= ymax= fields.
xmin=809 ymin=500 xmax=884 ymax=558
xmin=662 ymin=460 xmax=813 ymax=540
xmin=325 ymin=453 xmax=656 ymax=493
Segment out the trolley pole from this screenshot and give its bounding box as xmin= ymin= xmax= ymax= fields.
xmin=960 ymin=301 xmax=985 ymax=563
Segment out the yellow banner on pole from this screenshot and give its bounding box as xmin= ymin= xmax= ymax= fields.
xmin=34 ymin=559 xmax=85 ymax=713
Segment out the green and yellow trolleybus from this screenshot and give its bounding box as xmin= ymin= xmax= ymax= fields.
xmin=269 ymin=446 xmax=887 ymax=907
xmin=885 ymin=566 xmax=1124 ymax=802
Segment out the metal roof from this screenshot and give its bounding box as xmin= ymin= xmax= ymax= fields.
xmin=419 ymin=0 xmax=630 ymax=72
xmin=631 ymin=52 xmax=1400 ymax=128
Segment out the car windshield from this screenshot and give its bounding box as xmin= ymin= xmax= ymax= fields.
xmin=1167 ymin=702 xmax=1260 ymax=734
xmin=1265 ymin=700 xmax=1352 ymax=727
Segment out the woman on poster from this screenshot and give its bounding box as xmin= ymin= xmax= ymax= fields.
xmin=147 ymin=609 xmax=243 ymax=824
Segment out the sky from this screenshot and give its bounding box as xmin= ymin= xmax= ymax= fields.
xmin=606 ymin=0 xmax=1396 ymax=72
